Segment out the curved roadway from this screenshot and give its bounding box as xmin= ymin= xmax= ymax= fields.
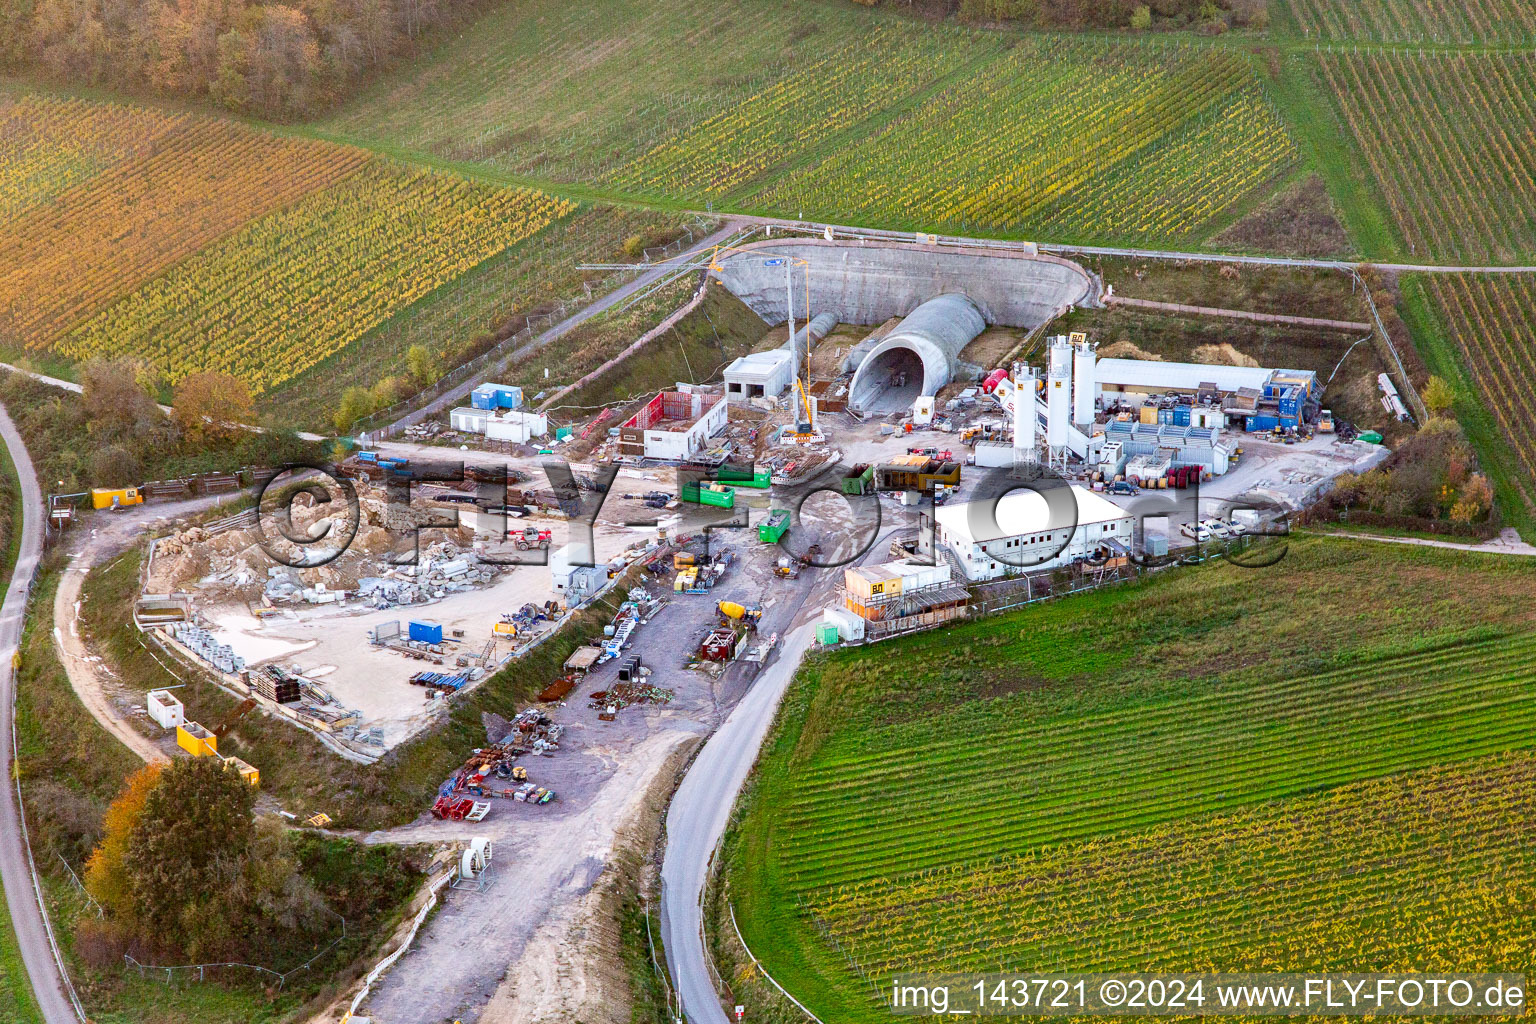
xmin=0 ymin=405 xmax=80 ymax=1024
xmin=660 ymin=624 xmax=814 ymax=1024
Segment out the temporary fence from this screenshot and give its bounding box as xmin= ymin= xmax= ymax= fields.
xmin=124 ymin=909 xmax=345 ymax=988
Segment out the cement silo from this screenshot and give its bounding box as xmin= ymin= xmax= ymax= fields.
xmin=1046 ymin=336 xmax=1072 ymax=465
xmin=1072 ymin=337 xmax=1097 ymax=428
xmin=848 ymin=293 xmax=985 ymax=414
xmin=1012 ymin=364 xmax=1037 ymax=461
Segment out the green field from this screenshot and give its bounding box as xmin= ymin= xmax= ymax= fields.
xmin=1284 ymin=0 xmax=1536 ymax=43
xmin=1313 ymin=50 xmax=1536 ymax=264
xmin=1398 ymin=275 xmax=1536 ymax=538
xmin=726 ymin=538 xmax=1536 ymax=1020
xmin=316 ymin=0 xmax=915 ymax=183
xmin=755 ymin=40 xmax=1295 ymax=239
xmin=319 ymin=0 xmax=1298 ymax=244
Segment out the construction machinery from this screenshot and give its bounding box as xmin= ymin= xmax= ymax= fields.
xmin=716 ymin=601 xmax=762 ymax=629
xmin=514 ymin=527 xmax=553 ymax=550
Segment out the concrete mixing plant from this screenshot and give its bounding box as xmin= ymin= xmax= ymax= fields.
xmin=1046 ymin=335 xmax=1073 ymax=470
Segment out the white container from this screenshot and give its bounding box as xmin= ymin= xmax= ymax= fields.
xmin=146 ymin=689 xmax=184 ymax=730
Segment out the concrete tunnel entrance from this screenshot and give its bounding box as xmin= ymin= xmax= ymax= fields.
xmin=847 ymin=293 xmax=987 ymax=415
xmin=855 ymin=346 xmax=925 ymax=414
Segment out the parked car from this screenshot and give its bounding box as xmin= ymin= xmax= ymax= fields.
xmin=1202 ymin=518 xmax=1233 ymax=539
xmin=1180 ymin=522 xmax=1213 ymax=542
xmin=1224 ymin=518 xmax=1249 ymax=536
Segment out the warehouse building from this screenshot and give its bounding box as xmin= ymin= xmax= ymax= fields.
xmin=929 ymin=485 xmax=1135 ymax=581
xmin=618 ymin=390 xmax=729 ymax=460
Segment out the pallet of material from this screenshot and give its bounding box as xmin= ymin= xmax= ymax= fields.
xmin=410 ymin=671 xmax=468 ymax=691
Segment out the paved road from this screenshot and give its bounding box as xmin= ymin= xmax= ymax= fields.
xmin=660 ymin=623 xmax=815 ymax=1024
xmin=0 ymin=405 xmax=81 ymax=1024
xmin=661 ymin=519 xmax=900 ymax=1024
xmin=713 ymin=215 xmax=1536 ymax=274
xmin=386 ymin=221 xmax=749 ymax=432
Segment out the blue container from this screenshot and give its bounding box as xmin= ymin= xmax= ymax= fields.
xmin=1172 ymin=406 xmax=1191 ymax=427
xmin=493 ymin=385 xmax=523 ymax=410
xmin=408 ymin=620 xmax=443 ymax=645
xmin=1248 ymin=414 xmax=1279 ymax=432
xmin=1278 ymin=386 xmax=1302 ymax=416
xmin=1158 ymin=408 xmax=1175 ymax=425
xmin=1279 ymin=413 xmax=1299 ymax=429
xmin=471 ymin=386 xmax=497 ymax=411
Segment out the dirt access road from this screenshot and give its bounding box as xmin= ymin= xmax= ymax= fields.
xmin=52 ymin=492 xmax=250 ymax=765
xmin=357 ymin=529 xmax=821 ymax=1024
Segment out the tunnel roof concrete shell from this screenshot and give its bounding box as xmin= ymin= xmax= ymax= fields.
xmin=848 ymin=293 xmax=986 ymax=412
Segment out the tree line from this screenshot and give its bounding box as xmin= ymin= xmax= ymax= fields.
xmin=0 ymin=0 xmax=477 ymax=117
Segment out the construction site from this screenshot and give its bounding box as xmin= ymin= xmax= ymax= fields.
xmin=81 ymin=230 xmax=1418 ymax=1024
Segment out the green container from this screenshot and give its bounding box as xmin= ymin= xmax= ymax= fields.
xmin=555 ymin=426 xmax=573 ymax=441
xmin=718 ymin=466 xmax=771 ymax=489
xmin=682 ymin=482 xmax=736 ymax=508
xmin=758 ymin=510 xmax=790 ymax=543
xmin=841 ymin=465 xmax=875 ymax=496
xmin=817 ymin=623 xmax=841 ymax=646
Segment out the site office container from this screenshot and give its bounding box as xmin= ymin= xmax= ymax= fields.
xmin=1172 ymin=405 xmax=1192 ymax=427
xmin=408 ymin=620 xmax=444 ymax=645
xmin=845 ymin=567 xmax=901 ymax=603
xmin=91 ymin=487 xmax=142 ymax=509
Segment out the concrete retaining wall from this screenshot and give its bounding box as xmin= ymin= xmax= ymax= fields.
xmin=712 ymin=239 xmax=1099 ymax=328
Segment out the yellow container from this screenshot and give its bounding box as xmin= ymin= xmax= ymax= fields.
xmin=224 ymin=756 xmax=260 ymax=788
xmin=1138 ymin=406 xmax=1158 ymax=425
xmin=91 ymin=487 xmax=142 ymax=510
xmin=844 ymin=567 xmax=901 ymax=601
xmin=673 ymin=552 xmax=696 ymax=569
xmin=177 ymin=722 xmax=218 ymax=757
